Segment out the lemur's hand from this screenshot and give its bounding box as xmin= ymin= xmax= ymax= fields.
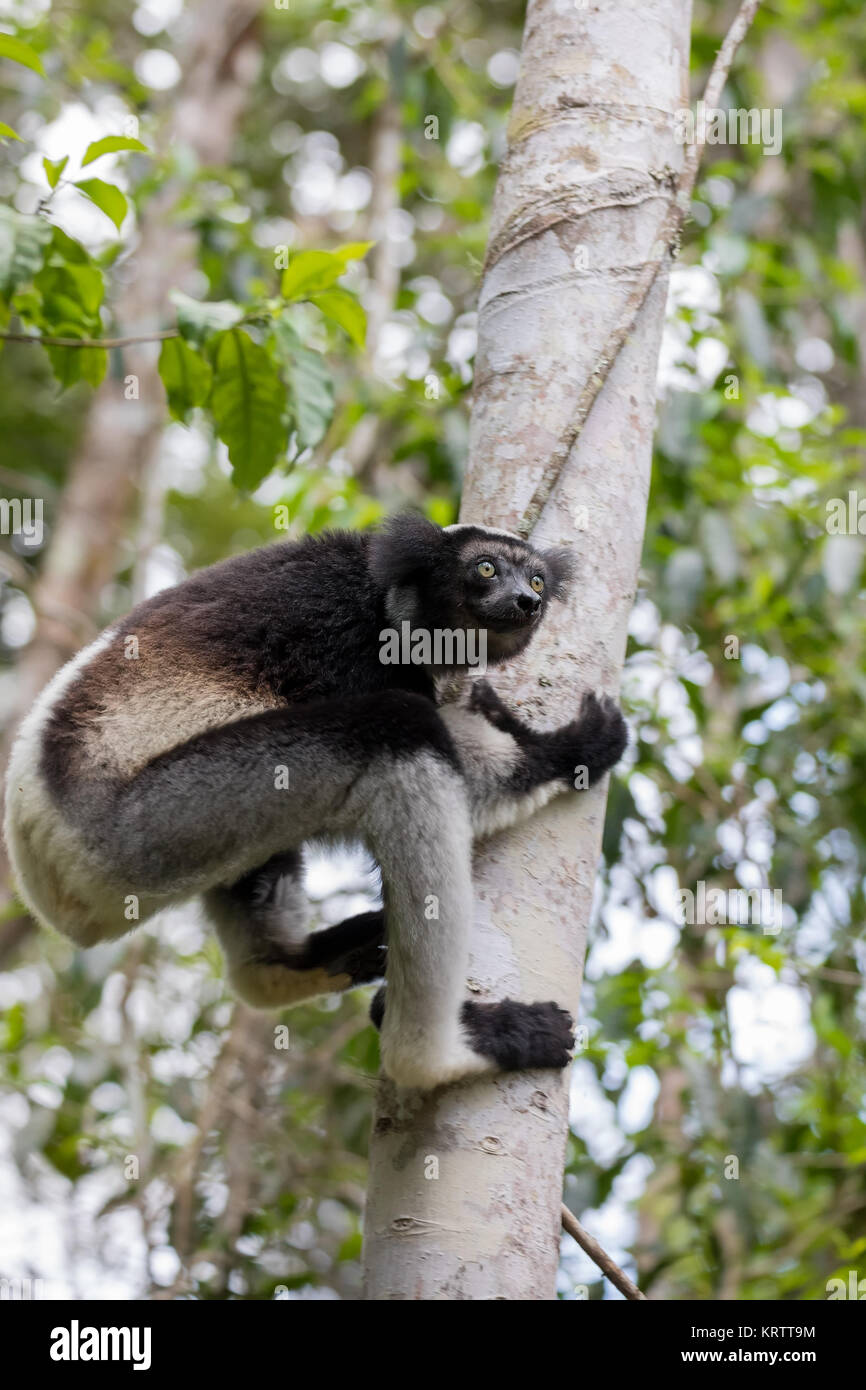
xmin=558 ymin=690 xmax=627 ymax=784
xmin=470 ymin=680 xmax=627 ymax=783
xmin=468 ymin=678 xmax=526 ymax=736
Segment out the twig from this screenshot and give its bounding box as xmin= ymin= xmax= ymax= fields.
xmin=517 ymin=0 xmax=763 ymax=536
xmin=0 ymin=328 xmax=179 ymax=348
xmin=170 ymin=1006 xmax=254 ymax=1261
xmin=561 ymin=1203 xmax=647 ymax=1301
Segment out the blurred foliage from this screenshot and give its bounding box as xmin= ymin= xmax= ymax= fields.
xmin=0 ymin=0 xmax=864 ymax=1301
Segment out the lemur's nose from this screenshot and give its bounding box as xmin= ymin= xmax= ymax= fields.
xmin=516 ymin=592 xmax=541 ymax=615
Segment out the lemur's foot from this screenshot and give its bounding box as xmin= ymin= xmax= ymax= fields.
xmin=260 ymin=909 xmax=387 ymax=987
xmin=369 ymin=983 xmax=386 ymax=1030
xmin=321 ymin=910 xmax=387 ymax=986
xmin=461 ymin=999 xmax=575 ymax=1071
xmin=370 ymin=992 xmax=573 ymax=1085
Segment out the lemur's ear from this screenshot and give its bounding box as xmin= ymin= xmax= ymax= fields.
xmin=543 ymin=547 xmax=575 ymax=600
xmin=368 ymin=512 xmax=447 ymax=591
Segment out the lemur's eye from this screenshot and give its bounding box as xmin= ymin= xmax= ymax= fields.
xmin=530 ymin=574 xmax=545 ymax=593
xmin=477 ymin=559 xmax=496 ymax=578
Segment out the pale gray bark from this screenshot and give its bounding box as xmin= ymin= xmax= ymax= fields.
xmin=364 ymin=0 xmax=692 ymax=1300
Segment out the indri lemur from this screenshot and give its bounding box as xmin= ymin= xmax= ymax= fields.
xmin=5 ymin=515 xmax=626 ymax=1089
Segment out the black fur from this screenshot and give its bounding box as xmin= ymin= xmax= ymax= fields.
xmin=262 ymin=911 xmax=387 ymax=985
xmin=461 ymin=999 xmax=575 ymax=1071
xmin=367 ymin=512 xmax=448 ymax=591
xmin=39 ymin=528 xmax=434 ymax=797
xmin=227 ymin=854 xmax=386 ymax=984
xmin=226 ymin=850 xmax=304 ymax=908
xmin=369 ymin=984 xmax=386 ymax=1030
xmin=369 ymin=972 xmax=576 ymax=1069
xmin=131 ymin=690 xmax=462 ymax=785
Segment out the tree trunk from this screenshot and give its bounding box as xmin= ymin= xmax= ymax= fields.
xmin=363 ymin=0 xmax=692 ymax=1300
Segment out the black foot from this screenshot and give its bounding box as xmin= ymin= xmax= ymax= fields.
xmin=369 ymin=984 xmax=386 ymax=1030
xmin=461 ymin=999 xmax=574 ymax=1071
xmin=319 ymin=910 xmax=387 ymax=985
xmin=261 ymin=910 xmax=386 ymax=985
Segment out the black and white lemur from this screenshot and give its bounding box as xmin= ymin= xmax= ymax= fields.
xmin=4 ymin=514 xmax=626 ymax=1089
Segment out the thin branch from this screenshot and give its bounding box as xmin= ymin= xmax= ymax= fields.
xmin=170 ymin=1006 xmax=255 ymax=1262
xmin=517 ymin=0 xmax=763 ymax=537
xmin=561 ymin=1203 xmax=647 ymax=1301
xmin=341 ymin=18 xmax=403 ymax=479
xmin=0 ymin=329 xmax=179 ymax=349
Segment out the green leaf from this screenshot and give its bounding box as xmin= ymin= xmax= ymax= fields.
xmin=271 ymin=315 xmax=335 ymax=451
xmin=170 ymin=289 xmax=244 ymax=345
xmin=43 ymin=155 xmax=68 ymax=189
xmin=288 ymin=349 xmax=335 ymax=449
xmin=34 ymin=262 xmax=104 ymax=321
xmin=26 ymin=248 xmax=106 ymax=389
xmin=73 ymin=178 xmax=127 ymax=231
xmin=0 ymin=121 xmax=21 ymax=141
xmin=332 ymin=240 xmax=374 ymax=264
xmin=81 ymin=135 xmax=149 ymax=166
xmin=338 ymin=1231 xmax=363 ymax=1262
xmin=1 ymin=1001 xmax=24 ymax=1051
xmin=280 ymin=241 xmax=373 ymax=301
xmin=158 ymin=336 xmax=213 ymax=423
xmin=43 ymin=333 xmax=107 ymax=390
xmin=0 ymin=33 xmax=45 ymax=76
xmin=79 ymin=344 xmax=108 ymax=386
xmin=210 ymin=329 xmax=287 ymax=490
xmin=0 ymin=206 xmax=52 ymax=298
xmin=310 ymin=288 xmax=366 ymax=348
xmin=280 ymin=252 xmax=344 ymax=300
xmin=49 ymin=225 xmax=90 ymax=265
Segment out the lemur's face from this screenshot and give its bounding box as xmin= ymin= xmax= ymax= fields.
xmin=461 ymin=546 xmax=545 ymax=633
xmin=369 ymin=515 xmax=574 ymax=669
xmin=446 ymin=525 xmax=573 ymax=662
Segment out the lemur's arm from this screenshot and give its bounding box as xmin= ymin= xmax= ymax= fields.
xmin=441 ymin=680 xmax=627 ymax=840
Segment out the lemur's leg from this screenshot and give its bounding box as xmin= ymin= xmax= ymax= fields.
xmin=440 ymin=681 xmax=627 ymax=840
xmin=351 ymin=747 xmax=572 ymax=1088
xmin=370 ymin=683 xmax=625 ymax=1039
xmin=99 ymin=691 xmax=572 ymax=1088
xmin=204 ymin=850 xmax=387 ymax=1008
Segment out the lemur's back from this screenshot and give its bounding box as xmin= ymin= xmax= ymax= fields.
xmin=4 ymin=530 xmax=426 ymax=941
xmin=34 ymin=530 xmax=424 ymax=794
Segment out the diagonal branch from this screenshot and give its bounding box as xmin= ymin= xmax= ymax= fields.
xmin=561 ymin=1203 xmax=647 ymax=1301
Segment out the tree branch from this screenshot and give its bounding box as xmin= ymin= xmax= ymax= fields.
xmin=561 ymin=1203 xmax=647 ymax=1301
xmin=0 ymin=329 xmax=179 ymax=348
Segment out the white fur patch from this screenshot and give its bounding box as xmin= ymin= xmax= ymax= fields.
xmin=444 ymin=523 xmax=526 ymax=543
xmin=440 ymin=703 xmax=567 ymax=840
